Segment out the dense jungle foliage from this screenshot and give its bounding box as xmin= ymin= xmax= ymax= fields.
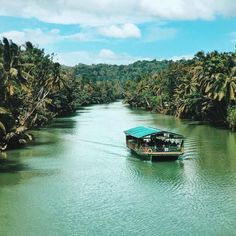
xmin=0 ymin=38 xmax=121 ymax=150
xmin=74 ymin=52 xmax=236 ymax=131
xmin=1 ymin=37 xmax=236 ymax=151
xmin=0 ymin=38 xmax=81 ymax=149
xmin=123 ymin=51 xmax=236 ymax=131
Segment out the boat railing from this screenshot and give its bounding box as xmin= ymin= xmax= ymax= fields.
xmin=141 ymin=145 xmax=183 ymax=153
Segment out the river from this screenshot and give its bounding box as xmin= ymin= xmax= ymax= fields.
xmin=0 ymin=101 xmax=236 ymax=236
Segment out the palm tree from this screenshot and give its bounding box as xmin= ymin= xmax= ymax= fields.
xmin=0 ymin=38 xmax=31 ymax=105
xmin=204 ymin=69 xmax=236 ymax=104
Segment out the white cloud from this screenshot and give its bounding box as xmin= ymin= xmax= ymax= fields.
xmin=55 ymin=49 xmax=151 ymax=66
xmin=0 ymin=29 xmax=60 ymax=46
xmin=0 ymin=0 xmax=235 ymax=26
xmin=98 ymin=23 xmax=141 ymax=38
xmin=0 ymin=28 xmax=100 ymax=46
xmin=98 ymin=49 xmax=116 ymax=59
xmin=139 ymin=0 xmax=217 ymax=20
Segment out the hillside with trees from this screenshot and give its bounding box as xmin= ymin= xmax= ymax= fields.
xmin=74 ymin=60 xmax=170 ymax=81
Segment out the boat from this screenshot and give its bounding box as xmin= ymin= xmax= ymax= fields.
xmin=124 ymin=126 xmax=184 ymax=161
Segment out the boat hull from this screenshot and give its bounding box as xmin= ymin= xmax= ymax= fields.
xmin=129 ymin=147 xmax=183 ymax=161
xmin=151 ymin=155 xmax=179 ymax=162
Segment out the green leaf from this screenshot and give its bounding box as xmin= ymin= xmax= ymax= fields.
xmin=0 ymin=107 xmax=10 ymax=115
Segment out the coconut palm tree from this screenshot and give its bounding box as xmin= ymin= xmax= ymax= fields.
xmin=0 ymin=38 xmax=31 ymax=106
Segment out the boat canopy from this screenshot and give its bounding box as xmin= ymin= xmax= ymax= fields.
xmin=124 ymin=126 xmax=184 ymax=139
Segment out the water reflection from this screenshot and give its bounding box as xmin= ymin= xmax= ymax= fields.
xmin=0 ymin=156 xmax=26 ymax=173
xmin=47 ymin=117 xmax=77 ymax=129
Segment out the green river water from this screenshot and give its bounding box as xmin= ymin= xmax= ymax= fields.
xmin=0 ymin=101 xmax=236 ymax=236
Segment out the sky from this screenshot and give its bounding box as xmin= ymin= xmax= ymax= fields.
xmin=0 ymin=0 xmax=236 ymax=66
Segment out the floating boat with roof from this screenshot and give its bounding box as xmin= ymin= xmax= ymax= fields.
xmin=124 ymin=126 xmax=184 ymax=161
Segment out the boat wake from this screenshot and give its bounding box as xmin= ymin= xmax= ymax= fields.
xmin=76 ymin=138 xmax=126 ymax=149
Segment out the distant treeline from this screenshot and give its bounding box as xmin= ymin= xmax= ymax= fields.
xmin=73 ymin=60 xmax=170 ymax=81
xmin=75 ymin=76 xmax=123 ymax=105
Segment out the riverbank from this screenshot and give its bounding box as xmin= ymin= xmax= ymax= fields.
xmin=124 ymin=102 xmax=235 ymax=132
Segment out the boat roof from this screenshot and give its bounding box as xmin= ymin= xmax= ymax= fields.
xmin=124 ymin=126 xmax=184 ymax=139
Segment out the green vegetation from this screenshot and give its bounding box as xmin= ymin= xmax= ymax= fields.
xmin=74 ymin=60 xmax=170 ymax=81
xmin=124 ymin=51 xmax=236 ymax=130
xmin=74 ymin=52 xmax=236 ymax=130
xmin=1 ymin=37 xmax=236 ymax=152
xmin=0 ymin=38 xmax=79 ymax=150
xmin=75 ymin=76 xmax=123 ymax=105
xmin=0 ymin=38 xmax=123 ymax=151
xmin=227 ymin=107 xmax=236 ymax=131
xmin=77 ymin=51 xmax=236 ymax=132
xmin=73 ymin=60 xmax=170 ymax=105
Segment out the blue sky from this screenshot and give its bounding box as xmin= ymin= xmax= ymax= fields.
xmin=0 ymin=0 xmax=236 ymax=65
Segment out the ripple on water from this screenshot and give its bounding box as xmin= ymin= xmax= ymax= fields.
xmin=183 ymin=137 xmax=200 ymax=160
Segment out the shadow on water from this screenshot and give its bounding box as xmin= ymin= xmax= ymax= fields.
xmin=46 ymin=118 xmax=77 ymax=129
xmin=0 ymin=152 xmax=28 ymax=173
xmin=0 ymin=151 xmax=59 ymax=188
xmin=0 ymin=158 xmax=27 ymax=173
xmin=0 ymin=118 xmax=75 ymax=174
xmin=0 ymin=114 xmax=77 ymax=181
xmin=25 ymin=118 xmax=77 ymax=148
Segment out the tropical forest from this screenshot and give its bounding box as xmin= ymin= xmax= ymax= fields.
xmin=1 ymin=38 xmax=236 ymax=151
